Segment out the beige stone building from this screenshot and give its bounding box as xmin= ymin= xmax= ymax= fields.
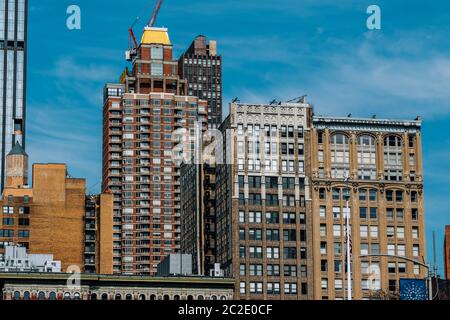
xmin=309 ymin=116 xmax=426 ymax=299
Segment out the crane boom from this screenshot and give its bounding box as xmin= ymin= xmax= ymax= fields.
xmin=148 ymin=0 xmax=164 ymax=27
xmin=125 ymin=17 xmax=140 ymax=61
xmin=129 ymin=17 xmax=139 ymax=50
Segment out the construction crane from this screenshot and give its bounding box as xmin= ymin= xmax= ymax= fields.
xmin=148 ymin=0 xmax=164 ymax=27
xmin=125 ymin=0 xmax=165 ymax=61
xmin=125 ymin=17 xmax=140 ymax=61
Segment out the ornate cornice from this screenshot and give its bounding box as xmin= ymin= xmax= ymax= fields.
xmin=313 ymin=116 xmax=421 ymax=134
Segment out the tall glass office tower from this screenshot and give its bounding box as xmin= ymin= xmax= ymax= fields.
xmin=0 ymin=0 xmax=27 ymax=191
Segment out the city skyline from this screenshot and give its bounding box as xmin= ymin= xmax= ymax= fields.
xmin=23 ymin=0 xmax=449 ymax=276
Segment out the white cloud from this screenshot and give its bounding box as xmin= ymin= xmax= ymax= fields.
xmin=51 ymin=57 xmax=117 ymax=82
xmin=225 ymin=31 xmax=450 ymax=119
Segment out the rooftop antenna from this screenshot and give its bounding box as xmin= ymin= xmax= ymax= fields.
xmin=269 ymin=99 xmax=277 ymax=105
xmin=231 ymin=97 xmax=240 ymax=103
xmin=286 ymin=95 xmax=308 ymax=103
xmin=299 ymin=95 xmax=307 ymax=103
xmin=348 ymin=113 xmax=352 ymax=118
xmin=433 ymin=231 xmax=438 ymax=277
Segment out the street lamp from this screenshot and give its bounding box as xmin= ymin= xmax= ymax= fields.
xmin=359 ymin=254 xmax=433 ymax=300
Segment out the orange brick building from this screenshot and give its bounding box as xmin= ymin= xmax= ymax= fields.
xmin=0 ymin=142 xmax=113 ymax=274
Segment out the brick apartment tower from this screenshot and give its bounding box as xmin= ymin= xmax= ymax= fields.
xmin=179 ymin=35 xmax=222 ymax=129
xmin=310 ymin=116 xmax=426 ymax=299
xmin=102 ymin=27 xmax=207 ymax=275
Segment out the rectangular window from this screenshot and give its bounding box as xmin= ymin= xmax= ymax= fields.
xmin=412 ymin=227 xmax=419 ymax=239
xmin=370 ymin=226 xmax=378 ymax=238
xmin=332 ymin=207 xmax=341 ymax=219
xmin=239 ymin=211 xmax=245 ymax=223
xmin=359 ymin=207 xmax=367 ymax=219
xmin=151 ymin=63 xmax=163 ymax=76
xmin=240 ymin=264 xmax=246 ymax=276
xmin=320 ymin=206 xmax=326 ymax=218
xmin=370 ymin=208 xmax=377 ymax=219
xmin=334 ymin=260 xmax=342 ymax=273
xmin=388 ymin=244 xmax=395 ymax=255
xmin=151 ymin=46 xmax=163 ymax=59
xmin=333 ymin=225 xmax=341 ymax=237
xmin=240 ymin=282 xmax=246 ymax=294
xmin=320 ymin=224 xmax=327 ymax=237
xmin=397 ymin=227 xmax=405 ymax=239
xmin=360 ymin=243 xmax=369 ymax=255
xmin=320 ymin=242 xmax=327 ymax=255
xmin=360 ymin=225 xmax=368 ymax=238
xmin=321 ymin=279 xmax=328 ymax=290
xmin=411 ymin=209 xmax=419 ymax=221
xmin=335 ymin=279 xmax=343 ymax=290
xmin=412 ymin=245 xmax=420 ymax=257
xmin=398 ymin=245 xmax=406 ymax=256
xmin=318 ymin=189 xmax=326 ymax=201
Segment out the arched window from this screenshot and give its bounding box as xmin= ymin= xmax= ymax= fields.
xmin=13 ymin=291 xmax=20 ymax=300
xmin=139 ymin=294 xmax=146 ymax=300
xmin=101 ymin=293 xmax=108 ymax=300
xmin=173 ymin=295 xmax=180 ymax=300
xmin=197 ymin=295 xmax=204 ymax=300
xmin=49 ymin=292 xmax=56 ymax=300
xmin=220 ymin=296 xmax=227 ymax=300
xmin=23 ymin=292 xmax=30 ymax=300
xmin=211 ymin=295 xmax=217 ymax=300
xmin=384 ymin=136 xmax=403 ymax=181
xmin=150 ymin=294 xmax=156 ymax=300
xmin=115 ymin=294 xmax=122 ymax=300
xmin=163 ymin=295 xmax=170 ymax=300
xmin=330 ymin=134 xmax=350 ymax=179
xmin=357 ymin=135 xmax=376 ymax=180
xmin=91 ymin=293 xmax=97 ymax=300
xmin=38 ymin=292 xmax=46 ymax=300
xmin=74 ymin=292 xmax=81 ymax=300
xmin=187 ymin=295 xmax=194 ymax=300
xmin=63 ymin=292 xmax=71 ymax=300
xmin=126 ymin=294 xmax=133 ymax=300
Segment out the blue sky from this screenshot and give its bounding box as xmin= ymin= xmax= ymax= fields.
xmin=26 ymin=0 xmax=450 ymax=275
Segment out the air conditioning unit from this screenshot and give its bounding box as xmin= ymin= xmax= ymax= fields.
xmin=210 ymin=263 xmax=224 ymax=277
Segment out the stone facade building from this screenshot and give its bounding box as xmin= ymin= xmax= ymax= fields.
xmin=309 ymin=116 xmax=426 ymax=299
xmin=215 ymin=102 xmax=313 ymax=300
xmin=0 ymin=273 xmax=234 ymax=300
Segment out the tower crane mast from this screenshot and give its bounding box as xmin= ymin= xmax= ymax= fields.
xmin=125 ymin=0 xmax=165 ymax=61
xmin=148 ymin=0 xmax=164 ymax=27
